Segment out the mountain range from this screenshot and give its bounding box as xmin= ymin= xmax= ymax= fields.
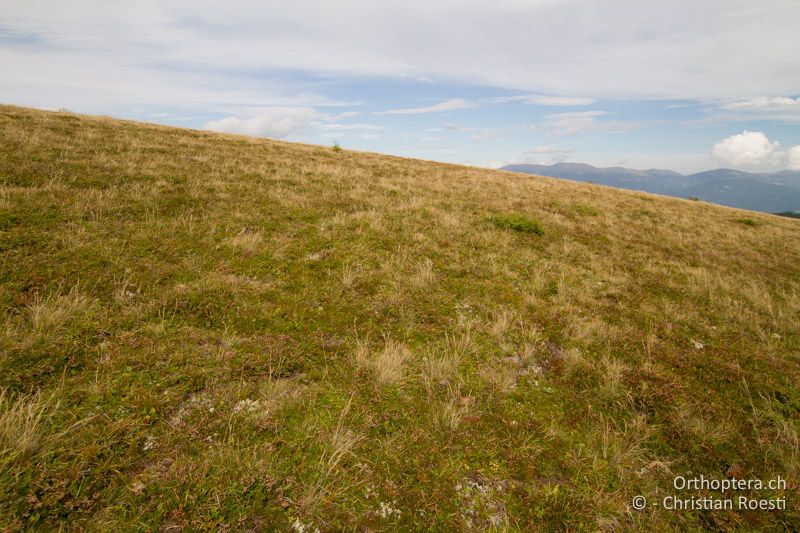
xmin=501 ymin=162 xmax=800 ymax=214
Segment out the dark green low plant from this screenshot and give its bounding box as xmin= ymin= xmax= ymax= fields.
xmin=735 ymin=218 xmax=761 ymax=227
xmin=489 ymin=213 xmax=544 ymax=235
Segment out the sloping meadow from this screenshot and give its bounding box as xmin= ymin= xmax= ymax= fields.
xmin=1 ymin=105 xmax=799 ymax=530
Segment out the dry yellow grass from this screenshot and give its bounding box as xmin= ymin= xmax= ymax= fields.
xmin=422 ymin=347 xmax=461 ymax=391
xmin=0 ymin=389 xmax=52 ymax=459
xmin=353 ymin=338 xmax=412 ymax=386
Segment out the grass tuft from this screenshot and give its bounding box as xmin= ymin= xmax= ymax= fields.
xmin=735 ymin=217 xmax=762 ymax=227
xmin=353 ymin=338 xmax=411 ymax=386
xmin=0 ymin=389 xmax=54 ymax=459
xmin=489 ymin=213 xmax=544 ymax=235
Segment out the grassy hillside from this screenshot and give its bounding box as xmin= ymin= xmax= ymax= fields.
xmin=1 ymin=104 xmax=799 ymax=531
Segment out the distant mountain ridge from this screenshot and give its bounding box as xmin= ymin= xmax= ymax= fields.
xmin=502 ymin=163 xmax=800 ymax=213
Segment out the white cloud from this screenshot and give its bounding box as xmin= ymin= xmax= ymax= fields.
xmin=544 ymin=111 xmax=608 ymax=129
xmin=316 ymin=123 xmax=385 ymax=131
xmin=713 ymin=96 xmax=800 ymax=124
xmin=787 ymin=146 xmax=800 ymax=171
xmin=527 ymin=96 xmax=596 ymax=106
xmin=486 ymin=94 xmax=595 ymax=106
xmin=204 ymin=110 xmax=386 ymax=140
xmin=542 ymin=111 xmax=639 ymax=136
xmin=710 ymin=131 xmax=800 ymax=170
xmin=429 ymin=123 xmax=477 ymax=132
xmin=712 ymin=131 xmax=781 ymax=167
xmin=204 ymin=107 xmax=318 ymax=138
xmin=471 ymin=128 xmax=505 ymax=142
xmin=491 ymin=152 xmax=571 ymax=167
xmin=3 ymin=1 xmax=798 ymax=103
xmin=335 ymin=111 xmax=361 ymax=119
xmin=492 ymin=145 xmax=576 ymax=167
xmin=722 ymin=97 xmax=800 ymax=111
xmin=525 ymin=145 xmax=575 ymax=154
xmin=377 ymin=99 xmax=475 ymax=115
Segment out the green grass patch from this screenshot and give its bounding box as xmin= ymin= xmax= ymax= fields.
xmin=489 ymin=213 xmax=544 ymax=235
xmin=735 ymin=218 xmax=762 ymax=227
xmin=570 ymin=203 xmax=600 ymax=216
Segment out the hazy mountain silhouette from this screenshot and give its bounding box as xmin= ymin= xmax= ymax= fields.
xmin=502 ymin=163 xmax=800 ymax=213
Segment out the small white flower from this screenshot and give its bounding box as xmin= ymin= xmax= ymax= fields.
xmin=233 ymin=398 xmax=260 ymax=414
xmin=378 ymin=500 xmax=402 ymax=519
xmin=142 ymin=435 xmax=156 ymax=451
xmin=291 ymin=518 xmax=319 ymax=533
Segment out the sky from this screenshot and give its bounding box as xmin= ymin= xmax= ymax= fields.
xmin=1 ymin=0 xmax=799 ymax=174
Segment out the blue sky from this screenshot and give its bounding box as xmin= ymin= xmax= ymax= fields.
xmin=2 ymin=1 xmax=799 ymax=173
